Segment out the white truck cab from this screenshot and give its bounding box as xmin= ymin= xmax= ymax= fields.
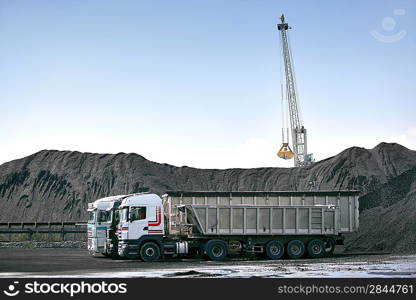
xmin=117 ymin=193 xmax=165 ymax=259
xmin=87 ymin=195 xmax=126 ymax=255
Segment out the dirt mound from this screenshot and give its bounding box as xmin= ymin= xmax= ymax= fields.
xmin=0 ymin=142 xmax=415 ymax=253
xmin=345 ymin=167 xmax=416 ymax=253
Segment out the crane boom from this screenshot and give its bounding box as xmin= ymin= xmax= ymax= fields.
xmin=277 ymin=14 xmax=313 ymax=167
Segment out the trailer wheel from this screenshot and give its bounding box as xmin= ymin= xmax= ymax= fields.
xmin=286 ymin=240 xmax=305 ymax=259
xmin=139 ymin=242 xmax=161 ymax=262
xmin=265 ymin=240 xmax=284 ymax=260
xmin=323 ymin=237 xmax=336 ymax=256
xmin=205 ymin=240 xmax=228 ymax=261
xmin=307 ymin=239 xmax=325 ymax=258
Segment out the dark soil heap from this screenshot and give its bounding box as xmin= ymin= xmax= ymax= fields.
xmin=0 ymin=142 xmax=415 ymax=254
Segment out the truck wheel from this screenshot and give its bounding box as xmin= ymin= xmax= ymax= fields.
xmin=140 ymin=242 xmax=161 ymax=262
xmin=323 ymin=237 xmax=336 ymax=256
xmin=286 ymin=240 xmax=305 ymax=259
xmin=205 ymin=240 xmax=228 ymax=261
xmin=307 ymin=239 xmax=325 ymax=258
xmin=265 ymin=240 xmax=284 ymax=260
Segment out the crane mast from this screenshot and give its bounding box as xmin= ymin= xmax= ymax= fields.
xmin=277 ymin=14 xmax=313 ymax=167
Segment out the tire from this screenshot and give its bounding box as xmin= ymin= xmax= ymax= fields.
xmin=139 ymin=242 xmax=161 ymax=262
xmin=323 ymin=237 xmax=336 ymax=256
xmin=205 ymin=240 xmax=228 ymax=261
xmin=286 ymin=240 xmax=305 ymax=259
xmin=307 ymin=239 xmax=325 ymax=258
xmin=265 ymin=240 xmax=285 ymax=260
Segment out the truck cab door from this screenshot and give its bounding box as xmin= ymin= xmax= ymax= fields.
xmin=147 ymin=205 xmax=163 ymax=234
xmin=129 ymin=206 xmax=148 ymax=239
xmin=95 ymin=209 xmax=110 ymax=251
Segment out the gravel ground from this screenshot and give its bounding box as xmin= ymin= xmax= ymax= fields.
xmin=0 ymin=248 xmax=415 ymax=278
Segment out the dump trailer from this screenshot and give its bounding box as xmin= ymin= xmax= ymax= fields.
xmin=115 ymin=190 xmax=359 ymax=262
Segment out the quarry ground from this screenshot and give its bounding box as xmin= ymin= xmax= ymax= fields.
xmin=0 ymin=248 xmax=415 ymax=278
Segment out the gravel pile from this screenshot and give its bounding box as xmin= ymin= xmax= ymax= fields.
xmin=0 ymin=143 xmax=416 ymax=254
xmin=344 ymin=167 xmax=416 ymax=254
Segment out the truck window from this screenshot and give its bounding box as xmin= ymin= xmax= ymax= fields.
xmin=121 ymin=207 xmax=129 ymax=222
xmin=130 ymin=207 xmax=146 ymax=221
xmin=88 ymin=211 xmax=96 ymax=223
xmin=114 ymin=210 xmax=120 ymax=223
xmin=106 ymin=211 xmax=112 ymax=222
xmin=97 ymin=210 xmax=108 ymax=222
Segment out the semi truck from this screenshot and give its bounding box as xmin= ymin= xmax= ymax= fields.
xmin=87 ymin=194 xmax=127 ymax=256
xmin=113 ymin=190 xmax=359 ymax=261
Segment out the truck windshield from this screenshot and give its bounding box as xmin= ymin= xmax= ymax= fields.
xmin=97 ymin=210 xmax=109 ymax=222
xmin=88 ymin=211 xmax=96 ymax=223
xmin=121 ymin=207 xmax=129 ymax=222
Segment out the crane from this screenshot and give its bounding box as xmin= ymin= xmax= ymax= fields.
xmin=276 ymin=14 xmax=314 ymax=167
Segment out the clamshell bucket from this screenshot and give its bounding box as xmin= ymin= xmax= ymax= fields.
xmin=277 ymin=143 xmax=295 ymax=160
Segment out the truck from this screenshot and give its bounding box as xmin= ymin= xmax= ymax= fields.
xmin=87 ymin=194 xmax=127 ymax=256
xmin=114 ymin=190 xmax=359 ymax=261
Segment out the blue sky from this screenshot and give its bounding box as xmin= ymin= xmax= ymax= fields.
xmin=0 ymin=0 xmax=415 ymax=168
